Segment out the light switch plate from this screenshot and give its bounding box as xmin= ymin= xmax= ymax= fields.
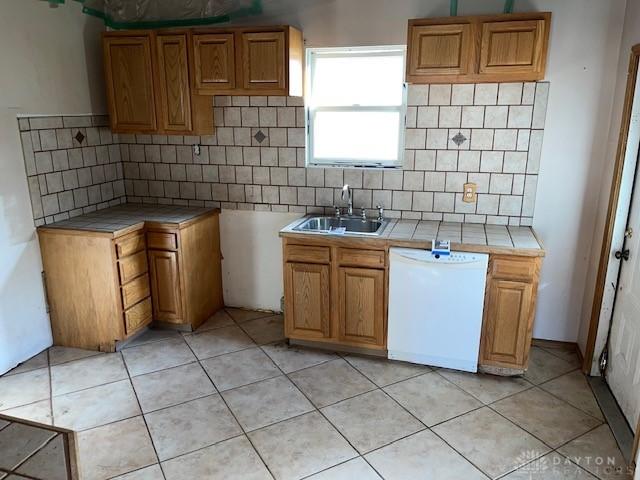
xmin=463 ymin=182 xmax=477 ymax=203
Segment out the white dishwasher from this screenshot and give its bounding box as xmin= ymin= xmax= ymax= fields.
xmin=387 ymin=247 xmax=489 ymax=372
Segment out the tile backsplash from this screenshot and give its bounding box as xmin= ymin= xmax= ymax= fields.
xmin=19 ymin=115 xmax=126 ymax=226
xmin=20 ymin=82 xmax=548 ymax=226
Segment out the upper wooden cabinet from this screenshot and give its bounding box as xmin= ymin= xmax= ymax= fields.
xmin=155 ymin=33 xmax=193 ymax=133
xmin=407 ymin=12 xmax=551 ymax=83
xmin=191 ymin=26 xmax=303 ymax=96
xmin=103 ymin=35 xmax=157 ymax=132
xmin=479 ymin=19 xmax=548 ymax=77
xmin=103 ymin=31 xmax=213 ymax=135
xmin=240 ymin=31 xmax=286 ymax=91
xmin=192 ymin=33 xmax=236 ymax=92
xmin=408 ymin=23 xmax=474 ymax=78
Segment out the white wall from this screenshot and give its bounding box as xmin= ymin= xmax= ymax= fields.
xmin=225 ymin=0 xmax=627 ymax=344
xmin=578 ymin=1 xmax=640 ymax=369
xmin=220 ymin=210 xmax=300 ymax=311
xmin=0 ymin=1 xmax=105 ymax=373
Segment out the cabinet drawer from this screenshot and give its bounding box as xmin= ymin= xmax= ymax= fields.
xmin=121 ymin=274 xmax=151 ymax=309
xmin=338 ymin=248 xmax=385 ymax=268
xmin=118 ymin=250 xmax=148 ymax=284
xmin=285 ymin=245 xmax=330 ymax=264
xmin=115 ymin=233 xmax=145 ymax=258
xmin=124 ymin=297 xmax=152 ymax=334
xmin=490 ymin=257 xmax=537 ymax=281
xmin=147 ymin=231 xmax=178 ymax=250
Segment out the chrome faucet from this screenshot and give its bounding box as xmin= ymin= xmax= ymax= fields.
xmin=342 ymin=184 xmax=353 ymax=216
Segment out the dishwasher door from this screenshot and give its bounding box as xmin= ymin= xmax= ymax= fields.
xmin=387 ymin=248 xmax=489 ymax=372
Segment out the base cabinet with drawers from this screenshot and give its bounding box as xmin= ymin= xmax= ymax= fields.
xmin=38 ymin=211 xmax=223 ymax=351
xmin=282 ymin=237 xmax=542 ymax=373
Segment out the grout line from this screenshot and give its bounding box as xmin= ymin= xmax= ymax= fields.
xmin=119 ymin=355 xmax=165 ymax=478
xmin=182 ymin=335 xmax=278 ymax=480
xmin=46 ymin=349 xmax=54 ymax=428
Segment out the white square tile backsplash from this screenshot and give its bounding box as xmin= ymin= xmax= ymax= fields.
xmin=20 ymin=82 xmax=548 ymax=226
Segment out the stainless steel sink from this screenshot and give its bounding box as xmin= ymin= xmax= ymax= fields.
xmin=293 ymin=216 xmax=389 ymax=236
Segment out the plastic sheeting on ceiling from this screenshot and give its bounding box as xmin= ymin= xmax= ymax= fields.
xmin=41 ymin=0 xmax=263 ymax=29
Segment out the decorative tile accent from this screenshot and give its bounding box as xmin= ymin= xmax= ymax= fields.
xmin=451 ymin=131 xmax=467 ymax=147
xmin=253 ymin=129 xmax=266 ymax=144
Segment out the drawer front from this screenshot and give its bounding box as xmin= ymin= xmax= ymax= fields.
xmin=124 ymin=297 xmax=152 ymax=334
xmin=491 ymin=257 xmax=538 ymax=281
xmin=115 ymin=234 xmax=145 ymax=258
xmin=118 ymin=250 xmax=148 ymax=284
xmin=338 ymin=248 xmax=385 ymax=269
xmin=121 ymin=274 xmax=151 ymax=309
xmin=285 ymin=245 xmax=330 ymax=264
xmin=147 ymin=231 xmax=178 ymax=250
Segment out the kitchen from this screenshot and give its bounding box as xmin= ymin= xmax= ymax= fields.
xmin=0 ymin=1 xmax=638 ymax=479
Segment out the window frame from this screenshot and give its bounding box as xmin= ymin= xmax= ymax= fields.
xmin=305 ymin=45 xmax=408 ymax=169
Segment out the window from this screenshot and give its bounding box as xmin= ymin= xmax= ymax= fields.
xmin=306 ymin=46 xmax=407 ymax=168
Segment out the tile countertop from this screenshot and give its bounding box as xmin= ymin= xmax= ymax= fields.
xmin=280 ymin=217 xmax=545 ymax=257
xmin=37 ymin=203 xmax=218 ymax=236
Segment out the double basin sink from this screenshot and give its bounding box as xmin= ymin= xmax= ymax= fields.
xmin=293 ymin=216 xmax=389 ymax=236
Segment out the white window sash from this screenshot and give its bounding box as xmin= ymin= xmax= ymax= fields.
xmin=307 ymin=105 xmax=406 ymax=167
xmin=305 ymin=46 xmax=407 ymax=168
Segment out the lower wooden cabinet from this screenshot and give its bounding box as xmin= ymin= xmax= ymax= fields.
xmin=148 ymin=249 xmax=182 ymax=323
xmin=479 ymin=256 xmax=541 ymax=371
xmin=282 ymin=238 xmax=543 ymax=373
xmin=283 ymin=241 xmax=387 ymax=350
xmin=284 ymin=262 xmax=331 ymax=339
xmin=38 ymin=210 xmax=223 ymax=351
xmin=338 ymin=267 xmax=385 ymax=346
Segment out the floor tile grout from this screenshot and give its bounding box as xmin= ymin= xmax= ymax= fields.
xmin=119 ymin=353 xmax=165 ymax=480
xmin=1 ymin=313 xmax=623 ymax=480
xmin=275 ymin=354 xmax=391 ymax=478
xmin=184 ymin=335 xmax=279 ymax=480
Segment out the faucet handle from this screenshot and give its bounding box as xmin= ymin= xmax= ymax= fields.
xmin=334 ymin=206 xmax=341 ymax=217
xmin=376 ymin=204 xmax=384 ymax=220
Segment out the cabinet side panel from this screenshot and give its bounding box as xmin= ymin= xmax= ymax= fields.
xmin=38 ymin=231 xmax=122 ymax=350
xmin=287 ymin=27 xmax=303 ymax=97
xmin=180 ymin=214 xmax=224 ymax=328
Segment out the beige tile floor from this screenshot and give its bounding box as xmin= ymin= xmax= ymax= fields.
xmin=0 ymin=308 xmax=634 ymax=480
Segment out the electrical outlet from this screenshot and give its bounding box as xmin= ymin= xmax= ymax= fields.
xmin=463 ymin=182 xmax=477 ymax=203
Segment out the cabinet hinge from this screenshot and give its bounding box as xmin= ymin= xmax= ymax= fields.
xmin=42 ymin=271 xmax=50 ymax=313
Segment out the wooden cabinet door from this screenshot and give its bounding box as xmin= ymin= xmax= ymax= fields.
xmin=155 ymin=33 xmax=192 ymax=133
xmin=338 ymin=267 xmax=385 ymax=347
xmin=407 ymin=23 xmax=473 ymax=80
xmin=192 ymin=33 xmax=236 ymax=94
xmin=284 ymin=262 xmax=331 ymax=339
xmin=148 ymin=249 xmax=183 ymax=323
xmin=480 ymin=278 xmax=534 ymax=368
xmin=103 ymin=34 xmax=157 ymax=132
xmin=240 ymin=31 xmax=286 ymax=91
xmin=479 ymin=19 xmax=547 ymax=77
